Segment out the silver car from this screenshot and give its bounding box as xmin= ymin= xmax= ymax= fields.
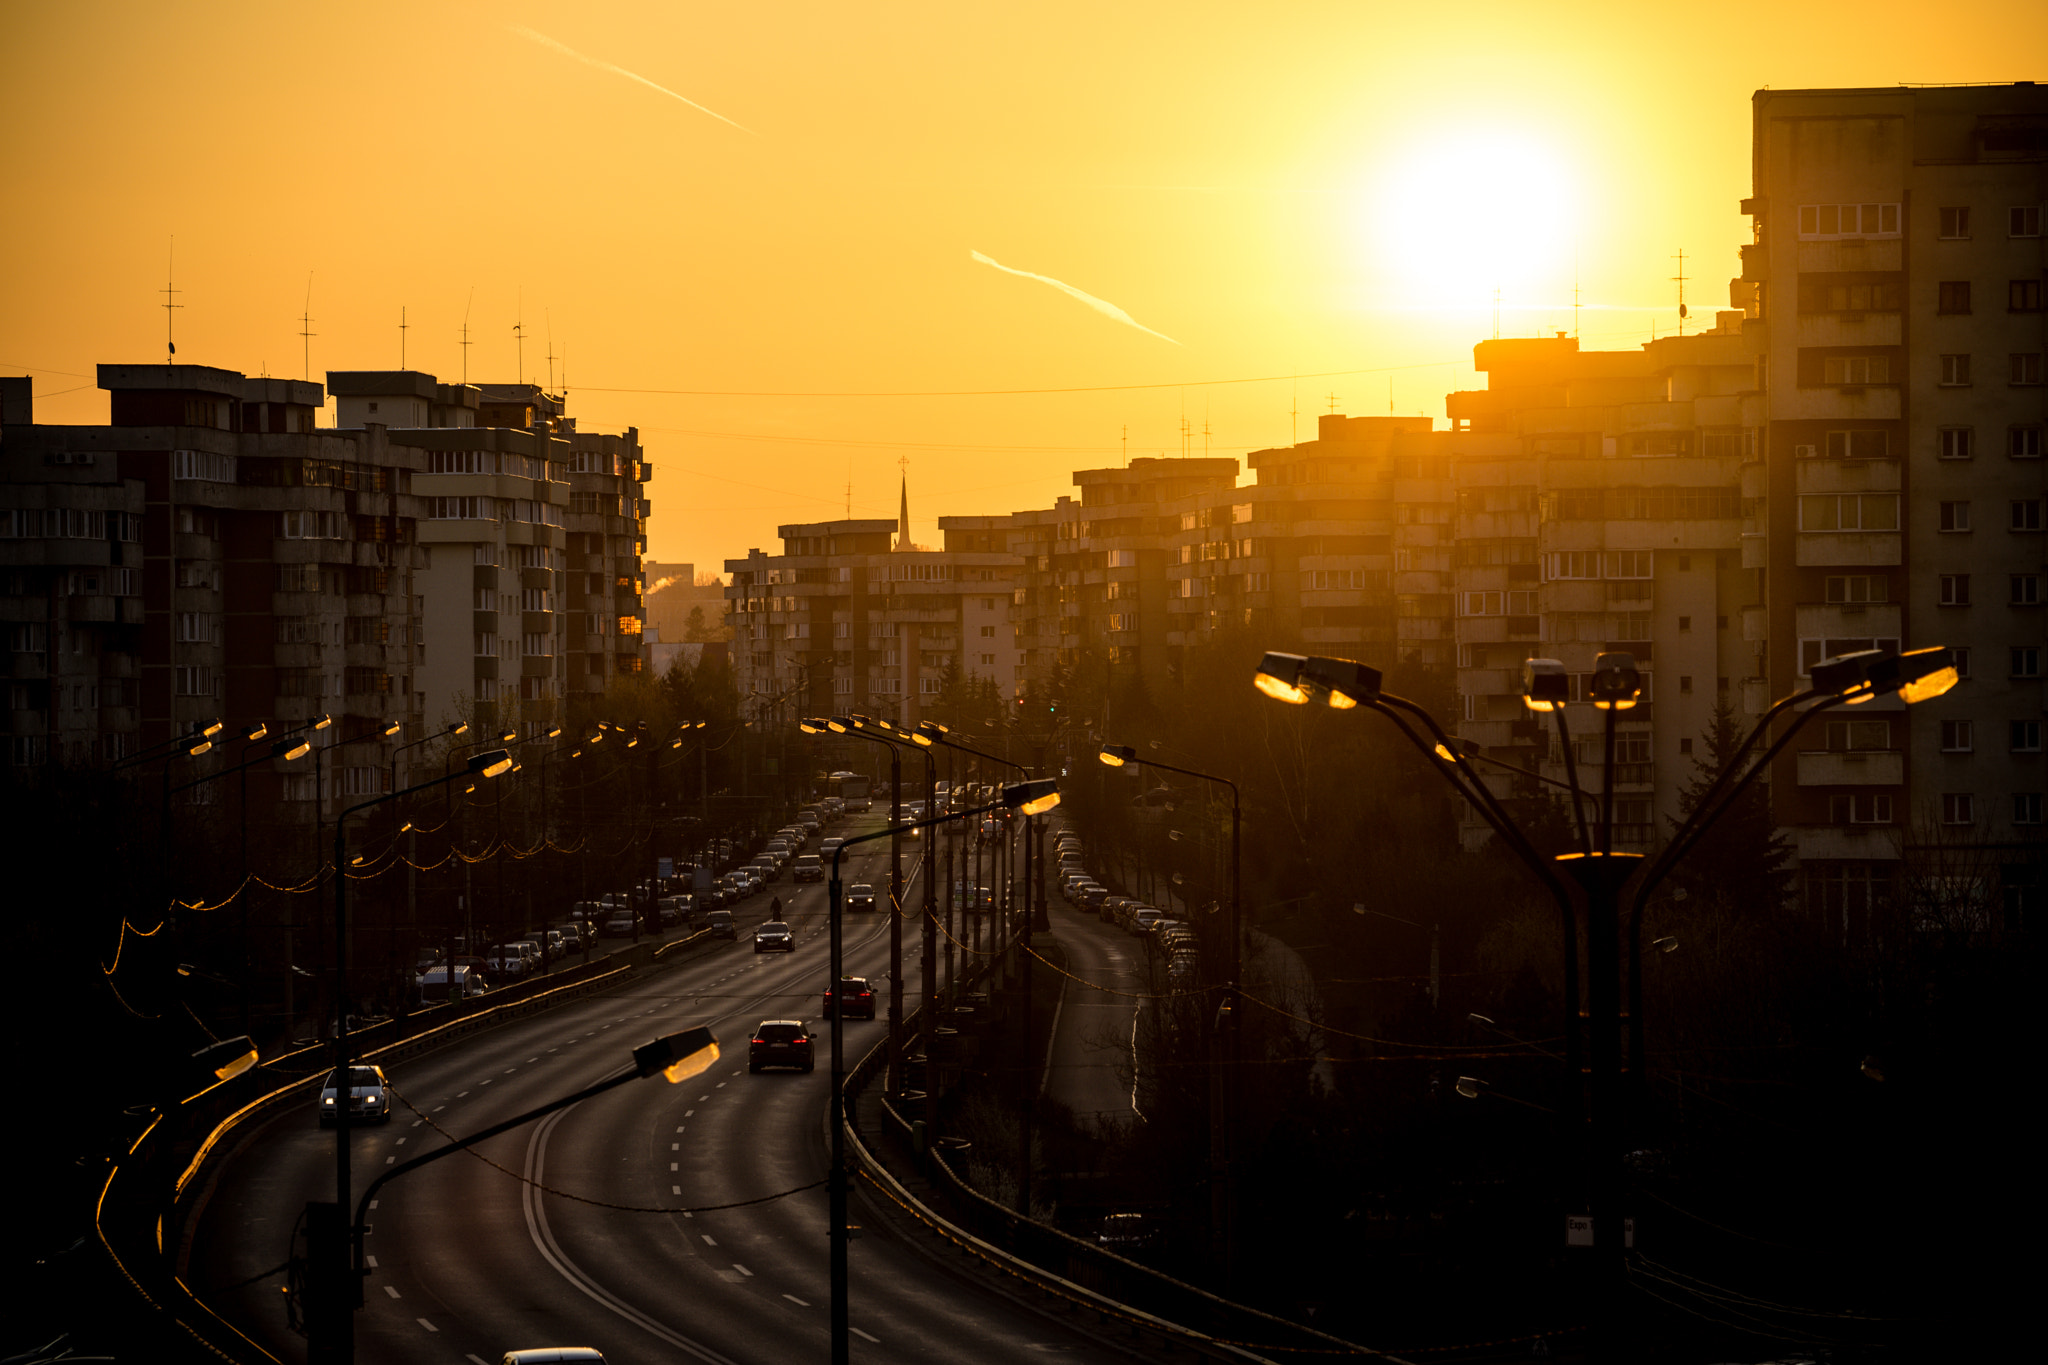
xmin=319 ymin=1064 xmax=393 ymax=1126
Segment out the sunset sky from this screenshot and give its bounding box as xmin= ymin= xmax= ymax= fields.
xmin=5 ymin=2 xmax=2041 ymax=573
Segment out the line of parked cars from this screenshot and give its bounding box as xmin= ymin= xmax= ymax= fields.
xmin=1053 ymin=829 xmax=1202 ymax=986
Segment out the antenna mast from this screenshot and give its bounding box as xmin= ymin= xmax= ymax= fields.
xmin=1672 ymin=248 xmax=1689 ymax=336
xmin=400 ymin=306 xmax=409 ymax=369
xmin=460 ymin=288 xmax=474 ymax=384
xmin=298 ymin=273 xmax=316 ymax=380
xmin=546 ymin=310 xmax=557 ymax=393
xmin=160 ymin=237 xmax=182 ymax=362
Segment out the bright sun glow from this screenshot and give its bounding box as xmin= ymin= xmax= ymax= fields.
xmin=1361 ymin=131 xmax=1579 ymax=309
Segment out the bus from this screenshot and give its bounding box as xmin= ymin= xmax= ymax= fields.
xmin=832 ymin=770 xmax=872 ymax=811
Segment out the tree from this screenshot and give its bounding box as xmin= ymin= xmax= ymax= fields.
xmin=1665 ymin=694 xmax=1795 ymax=911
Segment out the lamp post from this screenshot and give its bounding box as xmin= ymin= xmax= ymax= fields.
xmin=824 ymin=778 xmax=1060 ymax=1365
xmin=1252 ymin=645 xmax=1958 ymax=1353
xmin=1098 ymin=741 xmax=1240 ymax=1280
xmin=314 ymin=747 xmax=511 ymax=1365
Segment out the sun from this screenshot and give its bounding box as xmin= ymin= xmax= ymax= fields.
xmin=1357 ymin=130 xmax=1580 ymax=310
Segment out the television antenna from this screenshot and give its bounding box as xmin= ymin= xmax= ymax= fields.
xmin=460 ymin=288 xmax=474 ymax=383
xmin=1672 ymin=248 xmax=1690 ymax=335
xmin=160 ymin=237 xmax=182 ymax=362
xmin=298 ymin=273 xmax=316 ymax=380
xmin=399 ymin=306 xmax=409 ymax=369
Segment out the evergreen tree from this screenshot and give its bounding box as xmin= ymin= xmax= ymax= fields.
xmin=1666 ymin=695 xmax=1794 ymax=910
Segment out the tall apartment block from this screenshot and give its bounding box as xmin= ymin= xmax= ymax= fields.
xmin=1739 ymin=84 xmax=2045 ymax=922
xmin=327 ymin=373 xmax=651 ymax=738
xmin=2 ymin=365 xmax=423 ymax=803
xmin=1442 ymin=323 xmax=1757 ymax=849
xmin=724 ymin=519 xmax=1024 ymax=725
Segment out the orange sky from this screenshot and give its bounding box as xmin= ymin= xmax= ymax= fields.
xmin=5 ymin=2 xmax=2041 ymax=573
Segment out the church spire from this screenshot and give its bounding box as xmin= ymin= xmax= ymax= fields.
xmin=895 ymin=462 xmax=911 ymax=551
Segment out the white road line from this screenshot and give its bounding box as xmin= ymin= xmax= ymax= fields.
xmin=369 ymin=1199 xmax=379 ymax=1210
xmin=671 ymin=1142 xmax=679 ymax=1151
xmin=456 ymin=1091 xmax=469 ymax=1098
xmin=433 ymin=1105 xmax=445 ymax=1112
xmin=670 ymin=1162 xmax=678 ymax=1171
xmin=715 ymin=1082 xmax=727 ymax=1089
xmin=528 ymin=1057 xmax=539 ymax=1063
xmin=481 ymin=1078 xmax=492 ymax=1085
xmin=523 ymin=1111 xmax=742 ymax=1365
xmin=385 ymin=1155 xmax=395 ymax=1165
xmin=684 ymin=1110 xmax=694 ymax=1117
xmin=395 ymin=1137 xmax=406 ymax=1145
xmin=417 ymin=1318 xmax=438 ymax=1332
xmin=365 ymin=1255 xmax=378 ymax=1268
xmin=732 ymin=1263 xmax=752 ymax=1277
xmin=383 ymin=1285 xmax=401 ymax=1299
xmin=782 ymin=1294 xmax=810 ymax=1306
xmin=411 ymin=1119 xmax=423 ymax=1127
xmin=504 ymin=1067 xmax=517 ymax=1074
xmin=701 ymin=1234 xmax=717 ymax=1246
xmin=851 ymin=1328 xmax=880 ymax=1343
xmin=672 ymin=1185 xmax=681 ymax=1195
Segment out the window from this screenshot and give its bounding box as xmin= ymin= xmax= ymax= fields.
xmin=1940 ymin=574 xmax=1971 ymax=606
xmin=2012 ymin=205 xmax=2043 ymax=238
xmin=1939 ymin=207 xmax=1971 ymax=239
xmin=1829 ymin=793 xmax=1894 ymax=824
xmin=2017 ymin=794 xmax=2044 ymax=826
xmin=1678 ymin=615 xmax=1692 ymax=631
xmin=1938 ymin=427 xmax=1974 ymax=460
xmin=1798 ymin=203 xmax=1900 ymax=238
xmin=1937 ymin=281 xmax=1973 ymax=314
xmin=2013 ymin=280 xmax=2044 ymax=313
xmin=2014 ymin=575 xmax=2042 ymax=605
xmin=1940 ymin=354 xmax=1972 ymax=386
xmin=1798 ymin=494 xmax=1899 ymax=531
xmin=2012 ymin=500 xmax=2044 ymax=532
xmin=1824 ymin=575 xmax=1888 ymax=606
xmin=1941 ymin=720 xmax=1974 ymax=753
xmin=2014 ymin=720 xmax=2044 ymax=753
xmin=1938 ymin=501 xmax=1972 ymax=532
xmin=1942 ymin=794 xmax=1976 ymax=825
xmin=1799 ymin=636 xmax=1901 ymax=675
xmin=1822 ymin=355 xmax=1889 ymax=385
xmin=1826 ymin=719 xmax=1892 ymax=751
xmin=1955 ymin=647 xmax=1973 ymax=679
xmin=172 ymin=448 xmax=237 ymax=483
xmin=2012 ymin=353 xmax=2044 ymax=386
xmin=2012 ymin=647 xmax=2042 ymax=678
xmin=173 ymin=665 xmax=215 ymax=697
xmin=1678 ymin=676 xmax=1694 ymax=694
xmin=1825 ymin=429 xmax=1889 ymax=460
xmin=2013 ymin=427 xmax=2043 ymax=459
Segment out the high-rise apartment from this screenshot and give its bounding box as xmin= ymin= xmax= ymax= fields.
xmin=1739 ymin=83 xmax=2045 ymax=923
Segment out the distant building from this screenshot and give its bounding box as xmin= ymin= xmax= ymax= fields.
xmin=1739 ymin=83 xmax=2045 ymax=924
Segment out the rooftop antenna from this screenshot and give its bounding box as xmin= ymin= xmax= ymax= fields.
xmin=460 ymin=287 xmax=474 ymax=384
xmin=1672 ymin=247 xmax=1689 ymax=336
xmin=1326 ymin=391 xmax=1339 ymax=414
xmin=298 ymin=273 xmax=316 ymax=380
xmin=513 ymin=288 xmax=526 ymax=385
xmin=160 ymin=237 xmax=182 ymax=363
xmin=546 ymin=310 xmax=557 ymax=394
xmin=399 ymin=306 xmax=409 ymax=369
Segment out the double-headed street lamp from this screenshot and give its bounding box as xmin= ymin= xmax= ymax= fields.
xmin=1252 ymin=644 xmax=1957 ymax=1350
xmin=823 ymin=778 xmax=1059 ymax=1365
xmin=316 ymin=746 xmax=511 ymax=1365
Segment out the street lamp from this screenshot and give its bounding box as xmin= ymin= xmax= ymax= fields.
xmin=1254 ymin=644 xmax=1957 ymax=1350
xmin=316 ymin=747 xmax=510 ymax=1365
xmin=823 ymin=779 xmax=1058 ymax=1365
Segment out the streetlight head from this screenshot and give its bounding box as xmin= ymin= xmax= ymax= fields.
xmin=1098 ymin=744 xmax=1136 ymax=768
xmin=1467 ymin=1013 xmax=1495 ymax=1027
xmin=1252 ymin=651 xmax=1310 ymax=705
xmin=186 ymin=738 xmax=214 ymax=758
xmin=634 ymin=1025 xmax=720 ymax=1083
xmin=799 ymin=718 xmax=825 ymax=734
xmin=828 ymin=716 xmax=853 ymax=734
xmin=1814 ymin=646 xmax=1959 ymax=706
xmin=1590 ymin=653 xmax=1642 ymax=710
xmin=469 ymin=749 xmax=514 ymax=779
xmin=922 ymin=720 xmax=950 ymax=736
xmin=191 ymin=1035 xmax=259 ymax=1083
xmin=199 ymin=719 xmax=225 ymax=739
xmin=500 ymin=729 xmax=518 ymax=742
xmin=242 ymin=722 xmax=268 ymax=742
xmin=546 ymin=725 xmax=563 ymax=738
xmin=911 ymin=729 xmax=933 ymax=747
xmin=1167 ymin=829 xmax=1184 ymax=841
xmin=1305 ymin=655 xmax=1382 ymax=709
xmin=313 ymin=713 xmax=333 ymax=730
xmin=1002 ymin=778 xmax=1061 ymax=815
xmin=1522 ymin=658 xmax=1568 ymax=712
xmin=381 ymin=721 xmax=401 ymax=737
xmin=1455 ymin=1076 xmax=1483 ymax=1100
xmin=277 ymin=739 xmax=311 ymax=761
xmin=451 ymin=722 xmax=468 ymax=736
xmin=1653 ymin=936 xmax=1680 ymax=954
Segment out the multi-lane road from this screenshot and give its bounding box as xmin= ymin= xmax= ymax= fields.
xmin=187 ymin=821 xmax=1159 ymax=1364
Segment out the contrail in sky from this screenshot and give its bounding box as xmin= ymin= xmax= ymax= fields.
xmin=511 ymin=25 xmax=754 ymax=135
xmin=970 ymin=250 xmax=1181 ymax=345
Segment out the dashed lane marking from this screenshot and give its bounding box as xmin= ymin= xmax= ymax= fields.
xmin=383 ymin=1285 xmax=401 ymax=1300
xmin=732 ymin=1264 xmax=752 ymax=1277
xmin=672 ymin=1185 xmax=680 ymax=1195
xmin=417 ymin=1319 xmax=438 ymax=1332
xmin=782 ymin=1294 xmax=809 ymax=1307
xmin=366 ymin=1255 xmax=378 ymax=1268
xmin=852 ymin=1328 xmax=880 ymax=1343
xmin=701 ymin=1234 xmax=717 ymax=1246
xmin=670 ymin=1163 xmax=678 ymax=1172
xmin=385 ymin=1156 xmax=396 ymax=1165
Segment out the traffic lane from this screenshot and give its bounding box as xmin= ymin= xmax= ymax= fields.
xmin=1038 ymin=892 xmax=1151 ymax=1125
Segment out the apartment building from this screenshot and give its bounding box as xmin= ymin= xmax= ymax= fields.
xmin=1442 ymin=324 xmax=1757 ymax=849
xmin=1739 ymin=83 xmax=2045 ymax=921
xmin=2 ymin=364 xmax=423 ymax=804
xmin=327 ymin=372 xmax=651 ymax=733
xmin=724 ymin=518 xmax=1025 ymax=726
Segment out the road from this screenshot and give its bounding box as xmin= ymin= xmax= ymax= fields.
xmin=186 ymin=821 xmax=1147 ymax=1364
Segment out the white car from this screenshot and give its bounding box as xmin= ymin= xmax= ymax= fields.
xmin=319 ymin=1064 xmax=393 ymax=1126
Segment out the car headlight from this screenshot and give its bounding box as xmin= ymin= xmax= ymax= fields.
xmin=322 ymin=1096 xmax=336 ymax=1106
xmin=365 ymin=1095 xmax=383 ymax=1106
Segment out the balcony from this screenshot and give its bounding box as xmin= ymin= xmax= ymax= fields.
xmin=1796 ymin=532 xmax=1901 ymax=567
xmin=1796 ymin=750 xmax=1904 ymax=787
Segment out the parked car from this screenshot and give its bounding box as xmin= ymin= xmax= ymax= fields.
xmin=707 ymin=909 xmax=736 ymax=940
xmin=1129 ymin=906 xmax=1162 ymax=935
xmin=822 ymin=976 xmax=876 ymax=1019
xmin=601 ymin=911 xmax=636 ymax=937
xmin=419 ymin=965 xmax=485 ymax=1002
xmin=318 ymin=1064 xmax=393 ymax=1126
xmin=754 ymin=921 xmax=795 ymax=953
xmin=748 ymin=1019 xmax=814 ymax=1073
xmin=792 ymin=854 xmax=824 ymax=883
xmin=846 ymin=883 xmax=877 ymax=912
xmin=750 ymin=855 xmax=782 ymax=883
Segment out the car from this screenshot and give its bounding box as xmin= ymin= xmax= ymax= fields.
xmin=601 ymin=912 xmax=636 ymax=937
xmin=319 ymin=1064 xmax=393 ymax=1126
xmin=823 ymin=975 xmax=876 ymax=1019
xmin=754 ymin=920 xmax=795 ymax=952
xmin=751 ymin=855 xmax=782 ymax=883
xmin=846 ymin=883 xmax=877 ymax=912
xmin=792 ymin=854 xmax=824 ymax=883
xmin=749 ymin=1019 xmax=815 ymax=1072
xmin=820 ymin=836 xmax=845 ymax=860
xmin=706 ymin=909 xmax=736 ymax=939
xmin=1129 ymin=906 xmax=1162 ymax=935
